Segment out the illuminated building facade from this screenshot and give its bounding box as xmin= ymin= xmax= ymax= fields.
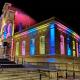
xmin=0 ymin=3 xmax=80 ymax=65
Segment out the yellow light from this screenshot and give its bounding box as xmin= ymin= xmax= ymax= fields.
xmin=14 ymin=23 xmax=50 ymax=38
xmin=40 ymin=36 xmax=45 ymax=54
xmin=12 ymin=20 xmax=14 ymax=36
xmin=0 ymin=38 xmax=2 ymax=45
xmin=16 ymin=42 xmax=19 ymax=56
xmin=73 ymin=51 xmax=76 ymax=56
xmin=1 ymin=18 xmax=6 ymax=34
xmin=72 ymin=40 xmax=76 ymax=56
xmin=73 ymin=40 xmax=75 ymax=49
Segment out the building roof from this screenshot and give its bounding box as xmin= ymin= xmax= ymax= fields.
xmin=14 ymin=17 xmax=80 ymax=41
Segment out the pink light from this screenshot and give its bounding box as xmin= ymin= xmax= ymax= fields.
xmin=60 ymin=34 xmax=65 ymax=55
xmin=6 ymin=23 xmax=11 ymax=38
xmin=76 ymin=42 xmax=79 ymax=57
xmin=57 ymin=27 xmax=65 ymax=33
xmin=22 ymin=41 xmax=26 ymax=56
xmin=55 ymin=21 xmax=80 ymax=40
xmin=14 ymin=11 xmax=36 ymax=30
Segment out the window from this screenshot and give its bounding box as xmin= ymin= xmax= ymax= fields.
xmin=22 ymin=41 xmax=26 ymax=56
xmin=67 ymin=37 xmax=71 ymax=56
xmin=30 ymin=39 xmax=35 ymax=56
xmin=40 ymin=36 xmax=45 ymax=54
xmin=72 ymin=40 xmax=76 ymax=56
xmin=16 ymin=42 xmax=19 ymax=56
xmin=76 ymin=42 xmax=79 ymax=57
xmin=60 ymin=34 xmax=65 ymax=55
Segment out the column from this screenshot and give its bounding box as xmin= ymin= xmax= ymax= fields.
xmin=60 ymin=34 xmax=65 ymax=55
xmin=49 ymin=23 xmax=55 ymax=55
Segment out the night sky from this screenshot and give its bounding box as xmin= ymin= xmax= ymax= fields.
xmin=0 ymin=0 xmax=80 ymax=35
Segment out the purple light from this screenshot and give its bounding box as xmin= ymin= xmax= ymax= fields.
xmin=60 ymin=34 xmax=65 ymax=55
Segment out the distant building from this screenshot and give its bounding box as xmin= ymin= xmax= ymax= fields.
xmin=0 ymin=3 xmax=80 ymax=66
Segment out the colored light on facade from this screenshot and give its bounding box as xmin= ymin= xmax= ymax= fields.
xmin=67 ymin=37 xmax=71 ymax=56
xmin=60 ymin=34 xmax=65 ymax=55
xmin=16 ymin=42 xmax=19 ymax=56
xmin=22 ymin=41 xmax=26 ymax=56
xmin=30 ymin=39 xmax=35 ymax=56
xmin=14 ymin=11 xmax=36 ymax=30
xmin=49 ymin=23 xmax=55 ymax=55
xmin=48 ymin=58 xmax=56 ymax=62
xmin=36 ymin=23 xmax=49 ymax=31
xmin=14 ymin=23 xmax=50 ymax=38
xmin=40 ymin=36 xmax=45 ymax=54
xmin=11 ymin=39 xmax=13 ymax=59
xmin=7 ymin=23 xmax=12 ymax=37
xmin=79 ymin=42 xmax=80 ymax=56
xmin=12 ymin=20 xmax=14 ymax=36
xmin=1 ymin=3 xmax=80 ymax=64
xmin=55 ymin=21 xmax=80 ymax=40
xmin=73 ymin=40 xmax=75 ymax=49
xmin=4 ymin=32 xmax=7 ymax=39
xmin=3 ymin=24 xmax=8 ymax=39
xmin=72 ymin=40 xmax=76 ymax=56
xmin=1 ymin=18 xmax=6 ymax=34
xmin=28 ymin=28 xmax=37 ymax=35
xmin=76 ymin=42 xmax=79 ymax=57
xmin=73 ymin=51 xmax=76 ymax=56
xmin=1 ymin=23 xmax=13 ymax=40
xmin=9 ymin=23 xmax=12 ymax=36
xmin=18 ymin=23 xmax=22 ymax=32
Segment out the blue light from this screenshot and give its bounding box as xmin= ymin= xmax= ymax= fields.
xmin=30 ymin=39 xmax=35 ymax=56
xmin=67 ymin=37 xmax=71 ymax=56
xmin=28 ymin=28 xmax=37 ymax=37
xmin=4 ymin=25 xmax=8 ymax=33
xmin=10 ymin=26 xmax=12 ymax=36
xmin=18 ymin=23 xmax=22 ymax=32
xmin=79 ymin=42 xmax=80 ymax=56
xmin=3 ymin=24 xmax=8 ymax=39
xmin=48 ymin=58 xmax=56 ymax=62
xmin=49 ymin=23 xmax=55 ymax=55
xmin=4 ymin=32 xmax=7 ymax=39
xmin=28 ymin=28 xmax=37 ymax=34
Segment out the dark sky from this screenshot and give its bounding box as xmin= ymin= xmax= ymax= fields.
xmin=0 ymin=0 xmax=80 ymax=35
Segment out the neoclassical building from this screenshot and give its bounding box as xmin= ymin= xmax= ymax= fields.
xmin=0 ymin=3 xmax=80 ymax=66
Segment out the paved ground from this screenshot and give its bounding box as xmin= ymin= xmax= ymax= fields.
xmin=0 ymin=68 xmax=80 ymax=80
xmin=0 ymin=68 xmax=52 ymax=80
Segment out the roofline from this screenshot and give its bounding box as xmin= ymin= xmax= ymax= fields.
xmin=55 ymin=21 xmax=80 ymax=40
xmin=14 ymin=17 xmax=55 ymax=35
xmin=14 ymin=17 xmax=80 ymax=40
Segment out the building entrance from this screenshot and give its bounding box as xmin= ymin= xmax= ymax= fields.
xmin=0 ymin=42 xmax=10 ymax=59
xmin=3 ymin=42 xmax=10 ymax=59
